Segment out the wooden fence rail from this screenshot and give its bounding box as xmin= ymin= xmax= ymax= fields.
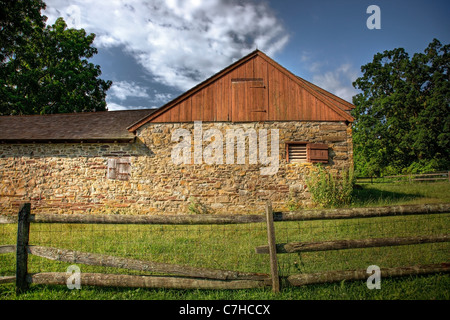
xmin=1 ymin=203 xmax=449 ymax=225
xmin=0 ymin=212 xmax=264 ymax=225
xmin=27 ymin=273 xmax=267 ymax=290
xmin=1 ymin=202 xmax=449 ymax=293
xmin=0 ymin=245 xmax=15 ymax=254
xmin=274 ymin=203 xmax=450 ymax=222
xmin=356 ymin=171 xmax=450 ymax=184
xmin=27 ymin=245 xmax=270 ymax=281
xmin=255 ymin=234 xmax=450 ymax=254
xmin=287 ymin=263 xmax=450 ymax=287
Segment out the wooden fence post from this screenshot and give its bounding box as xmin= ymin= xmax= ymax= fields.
xmin=265 ymin=201 xmax=280 ymax=293
xmin=16 ymin=203 xmax=31 ymax=294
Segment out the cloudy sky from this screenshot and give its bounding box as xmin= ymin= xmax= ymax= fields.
xmin=42 ymin=0 xmax=450 ymax=111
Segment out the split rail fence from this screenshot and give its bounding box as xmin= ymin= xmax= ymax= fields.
xmin=0 ymin=202 xmax=449 ymax=294
xmin=356 ymin=171 xmax=450 ymax=184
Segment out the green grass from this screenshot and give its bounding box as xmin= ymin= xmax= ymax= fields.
xmin=352 ymin=181 xmax=450 ymax=207
xmin=1 ymin=181 xmax=449 ymax=300
xmin=1 ymin=274 xmax=449 ymax=300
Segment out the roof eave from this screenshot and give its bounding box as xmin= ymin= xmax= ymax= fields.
xmin=0 ymin=138 xmax=136 ymax=144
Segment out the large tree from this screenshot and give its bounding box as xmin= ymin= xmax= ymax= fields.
xmin=0 ymin=0 xmax=46 ymax=61
xmin=352 ymin=39 xmax=449 ymax=176
xmin=0 ymin=1 xmax=111 ymax=115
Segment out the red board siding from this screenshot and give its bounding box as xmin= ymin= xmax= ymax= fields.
xmin=149 ymin=54 xmax=348 ymax=123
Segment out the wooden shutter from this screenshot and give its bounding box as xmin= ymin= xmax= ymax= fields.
xmin=287 ymin=143 xmax=307 ymax=163
xmin=307 ymin=143 xmax=329 ymax=163
xmin=107 ymin=157 xmax=131 ymax=181
xmin=107 ymin=158 xmax=117 ymax=179
xmin=117 ymin=157 xmax=131 ymax=181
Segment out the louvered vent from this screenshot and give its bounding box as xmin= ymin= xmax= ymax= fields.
xmin=288 ymin=144 xmax=307 ymax=163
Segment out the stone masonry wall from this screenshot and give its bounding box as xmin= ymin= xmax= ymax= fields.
xmin=0 ymin=121 xmax=352 ymax=215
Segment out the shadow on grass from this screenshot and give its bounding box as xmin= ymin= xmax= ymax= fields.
xmin=352 ymin=185 xmax=423 ymax=207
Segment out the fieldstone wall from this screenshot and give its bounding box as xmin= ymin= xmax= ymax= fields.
xmin=0 ymin=121 xmax=352 ymax=215
xmin=0 ymin=142 xmax=150 ymax=215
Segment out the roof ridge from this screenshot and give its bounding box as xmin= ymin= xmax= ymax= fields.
xmin=0 ymin=108 xmax=155 ymax=119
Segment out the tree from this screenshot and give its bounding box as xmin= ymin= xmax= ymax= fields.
xmin=0 ymin=2 xmax=111 ymax=115
xmin=351 ymin=39 xmax=449 ymax=176
xmin=0 ymin=0 xmax=46 ymax=62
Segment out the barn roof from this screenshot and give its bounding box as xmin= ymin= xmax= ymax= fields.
xmin=127 ymin=49 xmax=355 ymax=132
xmin=0 ymin=51 xmax=355 ymax=144
xmin=0 ymin=109 xmax=156 ymax=143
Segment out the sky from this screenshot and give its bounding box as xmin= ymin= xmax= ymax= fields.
xmin=42 ymin=0 xmax=450 ymax=111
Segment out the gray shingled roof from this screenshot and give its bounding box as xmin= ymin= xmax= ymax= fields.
xmin=0 ymin=109 xmax=156 ymax=142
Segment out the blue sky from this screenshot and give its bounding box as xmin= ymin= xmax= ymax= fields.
xmin=43 ymin=0 xmax=450 ymax=110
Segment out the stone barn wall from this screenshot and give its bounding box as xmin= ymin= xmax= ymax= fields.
xmin=0 ymin=121 xmax=352 ymax=215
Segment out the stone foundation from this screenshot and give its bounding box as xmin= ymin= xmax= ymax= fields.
xmin=0 ymin=121 xmax=352 ymax=215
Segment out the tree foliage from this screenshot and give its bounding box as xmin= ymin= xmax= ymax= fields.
xmin=352 ymin=39 xmax=449 ymax=176
xmin=0 ymin=1 xmax=111 ymax=115
xmin=0 ymin=0 xmax=46 ymax=59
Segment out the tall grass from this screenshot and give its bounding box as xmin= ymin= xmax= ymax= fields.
xmin=305 ymin=165 xmax=355 ymax=208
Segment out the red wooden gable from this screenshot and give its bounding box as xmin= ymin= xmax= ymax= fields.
xmin=128 ymin=50 xmax=354 ymax=131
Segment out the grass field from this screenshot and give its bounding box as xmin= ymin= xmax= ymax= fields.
xmin=1 ymin=181 xmax=449 ymax=300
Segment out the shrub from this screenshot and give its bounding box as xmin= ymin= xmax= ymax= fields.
xmin=187 ymin=197 xmax=210 ymax=214
xmin=306 ymin=165 xmax=355 ymax=208
xmin=286 ymin=191 xmax=302 ymax=211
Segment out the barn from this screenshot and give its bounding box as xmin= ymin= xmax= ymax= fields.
xmin=0 ymin=50 xmax=354 ymax=215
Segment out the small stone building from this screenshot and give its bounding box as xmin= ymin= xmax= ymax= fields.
xmin=0 ymin=50 xmax=354 ymax=215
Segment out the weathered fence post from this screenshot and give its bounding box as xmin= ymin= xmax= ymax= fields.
xmin=265 ymin=201 xmax=280 ymax=293
xmin=16 ymin=203 xmax=31 ymax=294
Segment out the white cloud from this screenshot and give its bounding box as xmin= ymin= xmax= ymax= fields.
xmin=106 ymin=83 xmax=173 ymax=110
xmin=106 ymin=101 xmax=128 ymax=111
xmin=109 ymin=81 xmax=150 ymax=101
xmin=299 ymin=50 xmax=359 ymax=102
xmin=153 ymin=92 xmax=173 ymax=103
xmin=106 ymin=101 xmax=147 ymax=111
xmin=311 ymin=63 xmax=359 ymax=103
xmin=43 ymin=0 xmax=289 ymax=91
